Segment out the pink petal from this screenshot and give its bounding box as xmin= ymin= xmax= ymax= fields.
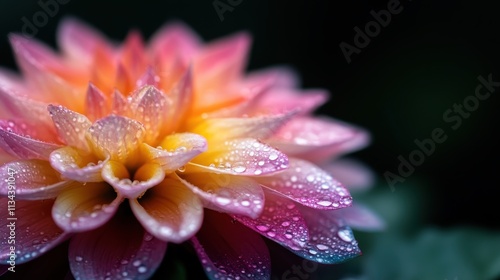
xmin=128 ymin=85 xmax=171 ymax=144
xmin=257 ymin=158 xmax=353 ymax=210
xmin=136 ymin=67 xmax=159 ymax=89
xmin=245 ymin=66 xmax=300 ymax=90
xmin=111 ymin=89 xmax=129 ymax=115
xmin=322 ymin=158 xmax=375 ymax=192
xmin=86 ymin=116 xmax=145 ymax=162
xmin=68 ymin=209 xmax=167 ymax=280
xmin=52 ymin=182 xmax=123 ymax=232
xmin=85 ymin=83 xmax=110 ymax=121
xmin=233 ymin=192 xmax=309 ymax=251
xmin=102 ymin=161 xmax=165 ymax=199
xmin=192 ymin=138 xmax=288 ymax=176
xmin=0 ymin=199 xmax=69 ymax=264
xmin=177 ymin=173 xmax=264 ymax=218
xmin=166 ymin=67 xmax=193 ymax=132
xmin=0 ymin=160 xmax=74 ymax=200
xmin=192 ymin=211 xmax=270 ymax=280
xmin=48 ymin=105 xmax=92 ymax=151
xmin=57 ymin=18 xmax=111 ymax=66
xmin=141 ymin=133 xmax=207 ymax=173
xmin=332 ymin=203 xmax=385 ymax=231
xmin=130 ymin=177 xmax=203 ymax=243
xmin=292 ymin=206 xmax=361 ymax=264
xmin=148 ymin=22 xmax=201 ymax=69
xmin=0 ymin=126 xmax=61 ymax=160
xmin=50 ymin=147 xmax=108 ymax=182
xmin=191 ymin=112 xmax=294 ymax=143
xmin=248 ymin=88 xmax=328 ymax=115
xmin=119 ymin=31 xmax=148 ymax=81
xmin=0 ymin=118 xmax=58 ymax=143
xmin=268 ymin=116 xmax=370 ymax=162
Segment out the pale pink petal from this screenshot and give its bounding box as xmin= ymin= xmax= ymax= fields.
xmin=128 ymin=85 xmax=171 ymax=144
xmin=332 ymin=203 xmax=385 ymax=231
xmin=149 ymin=22 xmax=201 ymax=68
xmin=0 ymin=160 xmax=75 ymax=200
xmin=111 ymin=89 xmax=129 ymax=115
xmin=0 ymin=87 xmax=55 ymax=132
xmin=248 ymin=88 xmax=328 ymax=115
xmin=86 ymin=116 xmax=145 ymax=162
xmin=166 ymin=66 xmax=193 ymax=132
xmin=102 ymin=160 xmax=165 ymax=198
xmin=48 ymin=105 xmax=92 ymax=151
xmin=177 ymin=173 xmax=264 ymax=218
xmin=257 ymin=158 xmax=353 ymax=210
xmin=141 ymin=133 xmax=207 ymax=173
xmin=119 ymin=31 xmax=148 ymax=81
xmin=292 ymin=206 xmax=361 ymax=264
xmin=0 ymin=118 xmax=58 ymax=143
xmin=245 ymin=66 xmax=300 ymax=90
xmin=192 ymin=211 xmax=270 ymax=280
xmin=68 ymin=210 xmax=167 ymax=279
xmin=268 ymin=116 xmax=370 ymax=162
xmin=191 ymin=112 xmax=294 ymax=143
xmin=322 ymin=158 xmax=375 ymax=192
xmin=52 ymin=182 xmax=123 ymax=232
xmin=0 ymin=68 xmax=26 ymax=98
xmin=192 ymin=138 xmax=288 ymax=176
xmin=0 ymin=126 xmax=61 ymax=160
xmin=50 ymin=147 xmax=108 ymax=182
xmin=0 ymin=199 xmax=69 ymax=264
xmin=233 ymin=192 xmax=309 ymax=251
xmin=57 ymin=17 xmax=112 ymax=66
xmin=136 ymin=67 xmax=159 ymax=89
xmin=130 ymin=177 xmax=203 ymax=243
xmin=85 ymin=83 xmax=110 ymax=121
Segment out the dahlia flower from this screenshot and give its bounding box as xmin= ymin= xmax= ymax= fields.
xmin=0 ymin=19 xmax=380 ymax=279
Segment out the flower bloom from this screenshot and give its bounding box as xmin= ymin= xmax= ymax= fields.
xmin=0 ymin=19 xmax=381 ymax=279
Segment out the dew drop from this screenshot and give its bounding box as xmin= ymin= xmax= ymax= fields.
xmin=232 ymin=166 xmax=246 ymax=173
xmin=317 ymin=200 xmax=332 ymax=207
xmin=138 ymin=266 xmax=147 ymax=273
xmin=75 ymin=256 xmax=83 ymax=262
xmin=337 ymin=228 xmax=354 ymax=242
xmin=268 ymin=153 xmax=278 ymax=160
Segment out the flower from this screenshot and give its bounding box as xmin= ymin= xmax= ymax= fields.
xmin=0 ymin=19 xmax=381 ymax=279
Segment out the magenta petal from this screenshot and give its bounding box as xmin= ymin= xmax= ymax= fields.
xmin=50 ymin=147 xmax=109 ymax=182
xmin=0 ymin=126 xmax=61 ymax=160
xmin=250 ymin=88 xmax=328 ymax=115
xmin=69 ymin=209 xmax=167 ymax=280
xmin=192 ymin=138 xmax=288 ymax=176
xmin=192 ymin=211 xmax=271 ymax=280
xmin=48 ymin=105 xmax=92 ymax=151
xmin=332 ymin=203 xmax=385 ymax=231
xmin=258 ymin=158 xmax=353 ymax=210
xmin=233 ymin=192 xmax=309 ymax=251
xmin=178 ymin=173 xmax=264 ymax=218
xmin=268 ymin=116 xmax=370 ymax=162
xmin=0 ymin=160 xmax=74 ymax=200
xmin=322 ymin=158 xmax=375 ymax=192
xmin=292 ymin=206 xmax=361 ymax=264
xmin=52 ymin=182 xmax=123 ymax=232
xmin=0 ymin=199 xmax=69 ymax=264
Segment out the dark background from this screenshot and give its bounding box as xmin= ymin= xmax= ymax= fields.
xmin=1 ymin=0 xmax=499 ymax=278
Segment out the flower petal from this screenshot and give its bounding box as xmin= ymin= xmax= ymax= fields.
xmin=191 ymin=138 xmax=288 ymax=176
xmin=331 ymin=203 xmax=385 ymax=231
xmin=86 ymin=115 xmax=145 ymax=162
xmin=102 ymin=161 xmax=165 ymax=198
xmin=322 ymin=158 xmax=375 ymax=192
xmin=177 ymin=172 xmax=264 ymax=218
xmin=166 ymin=66 xmax=193 ymax=132
xmin=0 ymin=199 xmax=69 ymax=264
xmin=68 ymin=208 xmax=167 ymax=280
xmin=130 ymin=177 xmax=203 ymax=243
xmin=191 ymin=112 xmax=294 ymax=143
xmin=192 ymin=211 xmax=271 ymax=280
xmin=0 ymin=119 xmax=58 ymax=145
xmin=0 ymin=126 xmax=61 ymax=160
xmin=48 ymin=105 xmax=92 ymax=151
xmin=233 ymin=192 xmax=309 ymax=251
xmin=268 ymin=116 xmax=370 ymax=162
xmin=141 ymin=133 xmax=207 ymax=173
xmin=257 ymin=158 xmax=353 ymax=210
xmin=128 ymin=85 xmax=171 ymax=143
xmin=50 ymin=146 xmax=108 ymax=182
xmin=0 ymin=160 xmax=74 ymax=200
xmin=85 ymin=83 xmax=110 ymax=121
xmin=245 ymin=66 xmax=300 ymax=90
xmin=248 ymin=88 xmax=328 ymax=115
xmin=292 ymin=206 xmax=362 ymax=264
xmin=52 ymin=182 xmax=123 ymax=232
